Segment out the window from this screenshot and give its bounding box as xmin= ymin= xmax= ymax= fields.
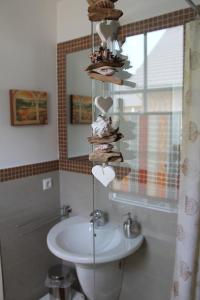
xmin=110 ymin=26 xmax=183 ymax=209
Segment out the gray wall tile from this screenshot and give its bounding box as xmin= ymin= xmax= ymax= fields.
xmin=0 ymin=171 xmax=60 ymax=300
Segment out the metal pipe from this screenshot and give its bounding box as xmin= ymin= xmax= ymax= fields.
xmin=185 ymin=0 xmax=200 ymax=16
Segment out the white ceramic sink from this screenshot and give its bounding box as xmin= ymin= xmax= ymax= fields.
xmin=47 ymin=215 xmax=143 ymax=265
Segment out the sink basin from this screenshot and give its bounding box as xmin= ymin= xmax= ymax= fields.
xmin=47 ymin=215 xmax=143 ymax=265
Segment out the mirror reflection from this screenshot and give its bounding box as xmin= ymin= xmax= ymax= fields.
xmin=67 ymin=49 xmax=91 ymax=159
xmin=67 ymin=25 xmax=183 ymax=190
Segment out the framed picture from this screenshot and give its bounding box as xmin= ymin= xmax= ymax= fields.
xmin=70 ymin=95 xmax=92 ymax=124
xmin=10 ymin=90 xmax=48 ymax=126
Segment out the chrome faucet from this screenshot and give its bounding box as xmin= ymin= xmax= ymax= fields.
xmin=90 ymin=210 xmax=108 ymax=227
xmin=61 ymin=205 xmax=72 ymax=218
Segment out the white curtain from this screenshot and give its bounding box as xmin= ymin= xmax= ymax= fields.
xmin=0 ymin=250 xmax=4 ymax=300
xmin=171 ymin=20 xmax=200 ymax=300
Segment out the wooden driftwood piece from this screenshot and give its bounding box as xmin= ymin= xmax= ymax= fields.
xmin=87 ymin=0 xmax=118 ymax=5
xmin=89 ymin=151 xmax=123 ymax=163
xmin=88 ymin=7 xmax=123 ymax=22
xmin=86 ymin=61 xmax=124 ymax=72
xmin=89 ymin=73 xmax=123 ymax=85
xmin=88 ymin=132 xmax=124 ymax=144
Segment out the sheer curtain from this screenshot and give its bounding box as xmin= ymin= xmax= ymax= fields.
xmin=0 ymin=249 xmax=4 ymax=300
xmin=171 ymin=20 xmax=200 ymax=300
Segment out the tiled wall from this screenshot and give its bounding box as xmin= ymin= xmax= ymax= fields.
xmin=0 ymin=171 xmax=60 ymax=300
xmin=0 ymin=161 xmax=59 ymax=183
xmin=60 ymin=171 xmax=177 ymax=300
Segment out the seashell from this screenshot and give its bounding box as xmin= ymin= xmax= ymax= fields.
xmin=94 ymin=144 xmax=114 ymax=153
xmin=93 ymin=66 xmax=116 ymax=76
xmin=91 ymin=115 xmax=118 ymax=138
xmin=92 ymin=116 xmax=112 ymax=138
xmin=95 ymin=0 xmax=114 ymax=9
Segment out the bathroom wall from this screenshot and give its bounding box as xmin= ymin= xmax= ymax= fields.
xmin=0 ymin=1 xmax=61 ymax=299
xmin=0 ymin=0 xmax=58 ymax=168
xmin=60 ymin=171 xmax=177 ymax=300
xmin=0 ymin=171 xmax=60 ymax=300
xmin=57 ymin=0 xmax=188 ymax=42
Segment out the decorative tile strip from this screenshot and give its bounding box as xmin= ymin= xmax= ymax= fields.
xmin=0 ymin=160 xmax=59 ymax=182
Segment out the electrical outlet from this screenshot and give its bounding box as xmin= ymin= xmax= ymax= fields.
xmin=43 ymin=178 xmax=52 ymax=190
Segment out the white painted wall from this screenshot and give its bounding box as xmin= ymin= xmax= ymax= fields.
xmin=0 ymin=0 xmax=58 ymax=169
xmin=57 ymin=0 xmax=189 ymax=42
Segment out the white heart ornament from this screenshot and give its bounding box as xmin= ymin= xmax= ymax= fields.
xmin=96 ymin=20 xmax=119 ymax=47
xmin=92 ymin=165 xmax=116 ymax=187
xmin=95 ymin=96 xmax=113 ymax=114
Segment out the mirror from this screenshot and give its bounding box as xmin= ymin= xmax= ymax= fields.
xmin=66 ymin=48 xmax=92 ymax=160
xmin=66 ymin=25 xmax=183 ymax=193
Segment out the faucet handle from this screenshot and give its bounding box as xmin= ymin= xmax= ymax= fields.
xmin=61 ymin=205 xmax=72 ymax=217
xmin=90 ymin=209 xmax=103 ymax=218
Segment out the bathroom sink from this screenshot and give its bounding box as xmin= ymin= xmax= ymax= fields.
xmin=47 ymin=215 xmax=143 ymax=264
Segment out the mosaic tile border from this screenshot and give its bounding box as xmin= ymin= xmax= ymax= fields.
xmin=58 ymin=6 xmax=196 ymax=179
xmin=0 ymin=160 xmax=59 ymax=182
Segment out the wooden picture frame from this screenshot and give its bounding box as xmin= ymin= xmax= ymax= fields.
xmin=10 ymin=90 xmax=48 ymax=126
xmin=70 ymin=95 xmax=92 ymax=124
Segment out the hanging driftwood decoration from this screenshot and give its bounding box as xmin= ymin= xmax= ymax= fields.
xmin=88 ymin=132 xmax=123 ymax=144
xmin=88 ymin=115 xmax=124 ymax=162
xmin=87 ymin=0 xmax=123 ymax=22
xmin=88 ymin=115 xmax=124 ymax=144
xmin=86 ymin=0 xmax=126 ymax=167
xmin=89 ymin=73 xmax=123 ymax=85
xmin=89 ymin=151 xmax=123 ymax=163
xmin=86 ymin=47 xmax=125 ymax=72
xmin=86 ymin=47 xmax=125 ymax=84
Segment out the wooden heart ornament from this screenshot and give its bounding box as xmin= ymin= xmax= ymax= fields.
xmin=96 ymin=20 xmax=119 ymax=46
xmin=92 ymin=165 xmax=116 ymax=187
xmin=95 ymin=96 xmax=113 ymax=113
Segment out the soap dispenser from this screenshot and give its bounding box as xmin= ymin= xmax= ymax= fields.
xmin=123 ymin=213 xmax=141 ymax=238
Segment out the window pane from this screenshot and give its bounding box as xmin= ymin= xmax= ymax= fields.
xmin=121 ymin=34 xmax=145 ymax=89
xmin=147 ymin=88 xmax=182 ymax=112
xmin=111 ymin=34 xmax=145 ymax=114
xmin=147 ymin=26 xmax=183 ymax=89
xmin=111 ymin=26 xmax=183 ymax=203
xmin=110 ymin=93 xmax=143 ymax=113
